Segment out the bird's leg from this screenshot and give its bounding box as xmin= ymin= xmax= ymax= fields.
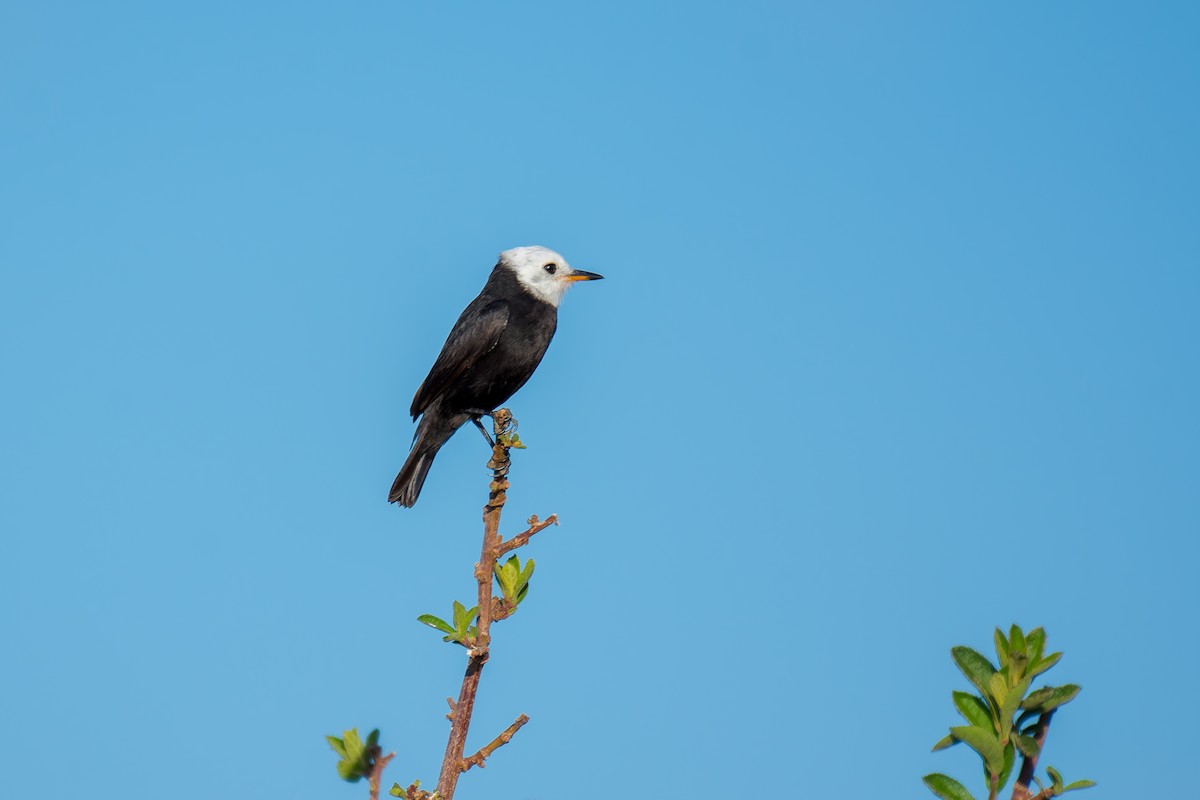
xmin=471 ymin=418 xmax=495 ymax=448
xmin=466 ymin=411 xmax=496 ymax=448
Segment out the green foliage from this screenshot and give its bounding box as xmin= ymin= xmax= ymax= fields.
xmin=923 ymin=773 xmax=976 ymax=800
xmin=952 ymin=691 xmax=992 ymax=728
xmin=997 ymin=740 xmax=1016 ymax=793
xmin=390 ymin=779 xmax=440 ymax=799
xmin=496 ymin=430 xmax=526 ymax=449
xmin=1046 ymin=766 xmax=1097 ymax=794
xmin=1021 ymin=684 xmax=1081 ymax=715
xmin=325 ymin=727 xmax=379 ymax=782
xmin=495 ymin=554 xmax=535 ymax=606
xmin=949 ymin=724 xmax=1005 ymax=776
xmin=951 ymin=645 xmax=997 ymax=700
xmin=926 ymin=625 xmax=1094 ymax=800
xmin=417 ymin=600 xmax=479 ymax=644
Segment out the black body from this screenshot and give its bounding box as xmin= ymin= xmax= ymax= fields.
xmin=388 ymin=265 xmax=558 ymax=506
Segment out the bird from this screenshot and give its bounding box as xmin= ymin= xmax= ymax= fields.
xmin=388 ymin=245 xmax=604 ymax=507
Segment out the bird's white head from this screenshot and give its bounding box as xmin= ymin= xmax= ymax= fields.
xmin=499 ymin=245 xmax=604 ymax=307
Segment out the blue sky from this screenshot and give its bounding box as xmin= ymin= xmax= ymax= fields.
xmin=2 ymin=2 xmax=1197 ymax=798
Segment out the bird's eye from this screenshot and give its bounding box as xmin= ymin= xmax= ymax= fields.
xmin=543 ymin=263 xmax=558 ymax=274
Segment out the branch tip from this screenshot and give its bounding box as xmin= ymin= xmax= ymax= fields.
xmin=460 ymin=715 xmax=531 ymax=773
xmin=367 ymin=750 xmax=395 ymax=800
xmin=497 ymin=513 xmax=560 ymax=555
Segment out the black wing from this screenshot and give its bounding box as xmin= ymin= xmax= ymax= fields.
xmin=410 ymin=298 xmax=510 ymax=419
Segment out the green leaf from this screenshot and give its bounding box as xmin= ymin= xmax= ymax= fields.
xmin=952 ymin=646 xmax=998 ymax=699
xmin=519 ymin=557 xmax=535 ymax=586
xmin=1008 ymin=625 xmax=1027 ymax=660
xmin=1063 ymin=780 xmax=1097 ymax=792
xmin=366 ymin=729 xmax=379 ymax=750
xmin=1008 ymin=629 xmax=1029 ymax=677
xmin=417 ymin=615 xmax=456 ymax=635
xmin=343 ymin=729 xmax=364 ymax=760
xmin=999 ymin=676 xmax=1032 ymax=739
xmin=994 ymin=628 xmax=1010 ymax=668
xmin=337 ymin=759 xmax=364 ymax=782
xmin=1029 ymin=651 xmax=1062 ymax=678
xmin=450 ymin=602 xmax=478 ymax=634
xmin=1012 ymin=733 xmax=1040 ymax=758
xmin=923 ymin=773 xmax=977 ymax=800
xmin=495 ymin=559 xmax=517 ymax=596
xmin=326 ymin=736 xmax=347 ymax=758
xmin=1020 ymin=684 xmax=1081 ymax=714
xmin=997 ymin=741 xmax=1016 ymax=794
xmin=950 ymin=725 xmax=1006 ymax=775
xmin=1046 ymin=766 xmax=1064 ymax=789
xmin=989 ymin=672 xmax=1008 ymax=709
xmin=1025 ymin=627 xmax=1046 ymax=664
xmin=391 ymin=780 xmax=423 ymax=798
xmin=952 ymin=691 xmax=993 ymax=728
xmin=332 ymin=728 xmax=370 ymax=782
xmin=497 ymin=556 xmax=530 ymax=600
xmin=496 ymin=556 xmax=535 ymax=603
xmin=931 ymin=733 xmax=957 ymax=751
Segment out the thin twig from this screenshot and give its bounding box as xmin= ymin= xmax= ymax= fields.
xmin=461 ymin=714 xmax=531 ymax=772
xmin=1011 ymin=709 xmax=1056 ymax=800
xmin=498 ymin=514 xmax=559 ymax=555
xmin=367 ymin=750 xmax=395 ymax=800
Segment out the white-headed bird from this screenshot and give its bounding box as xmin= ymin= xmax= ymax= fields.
xmin=389 ymin=246 xmax=603 ymax=507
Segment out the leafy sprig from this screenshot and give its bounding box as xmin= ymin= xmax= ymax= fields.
xmin=417 ymin=601 xmax=480 ymax=645
xmin=924 ymin=625 xmax=1093 ymax=800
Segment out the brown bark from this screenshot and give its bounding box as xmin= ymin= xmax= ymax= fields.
xmin=434 ymin=410 xmax=545 ymax=800
xmin=367 ymin=750 xmax=394 ymax=800
xmin=1011 ymin=709 xmax=1055 ymax=800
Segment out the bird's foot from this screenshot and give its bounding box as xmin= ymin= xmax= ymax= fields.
xmin=469 ymin=415 xmax=496 ymax=448
xmin=491 ymin=410 xmax=523 ymax=451
xmin=465 ymin=408 xmax=520 ymax=448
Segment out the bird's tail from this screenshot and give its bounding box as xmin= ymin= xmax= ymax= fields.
xmin=388 ymin=444 xmax=435 ymax=507
xmin=388 ymin=412 xmax=458 ymax=507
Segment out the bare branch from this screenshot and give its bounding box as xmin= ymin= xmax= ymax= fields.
xmin=1011 ymin=709 xmax=1056 ymax=800
xmin=498 ymin=514 xmax=559 ymax=555
xmin=461 ymin=714 xmax=531 ymax=772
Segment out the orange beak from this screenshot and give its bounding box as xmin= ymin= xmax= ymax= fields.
xmin=564 ymin=269 xmax=604 ymax=282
